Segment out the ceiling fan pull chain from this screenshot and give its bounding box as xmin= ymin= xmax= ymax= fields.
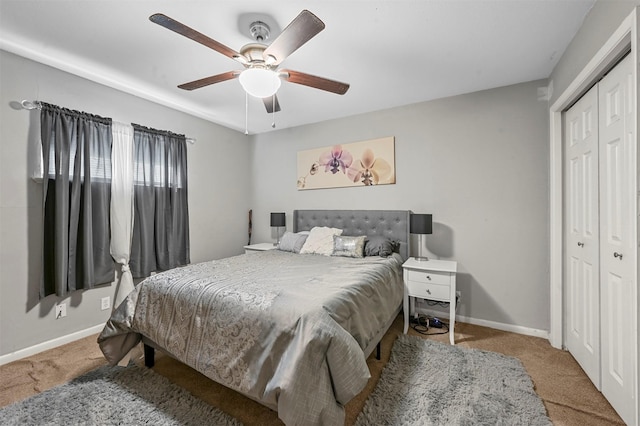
xmin=245 ymin=91 xmax=249 ymax=135
xmin=272 ymin=96 xmax=276 ymax=128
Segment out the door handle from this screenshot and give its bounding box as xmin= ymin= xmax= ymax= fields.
xmin=614 ymin=252 xmax=623 ymax=260
xmin=577 ymin=242 xmax=584 ymax=247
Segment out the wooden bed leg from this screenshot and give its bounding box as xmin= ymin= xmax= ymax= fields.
xmin=376 ymin=342 xmax=381 ymax=360
xmin=144 ymin=344 xmax=155 ymax=368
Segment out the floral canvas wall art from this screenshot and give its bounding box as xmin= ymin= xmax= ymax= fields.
xmin=297 ymin=137 xmax=395 ymax=190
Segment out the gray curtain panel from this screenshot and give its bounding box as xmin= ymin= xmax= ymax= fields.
xmin=130 ymin=124 xmax=190 ymax=278
xmin=40 ymin=103 xmax=114 ymax=298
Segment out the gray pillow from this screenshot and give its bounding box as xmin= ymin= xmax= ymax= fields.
xmin=332 ymin=235 xmax=366 ymax=258
xmin=364 ymin=236 xmax=398 ymax=257
xmin=277 ymin=232 xmax=308 ymax=253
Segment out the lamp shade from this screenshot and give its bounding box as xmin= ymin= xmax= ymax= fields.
xmin=270 ymin=212 xmax=285 ymax=227
xmin=239 ymin=68 xmax=281 ymax=98
xmin=410 ymin=214 xmax=432 ymax=234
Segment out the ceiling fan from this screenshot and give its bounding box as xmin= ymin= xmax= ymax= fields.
xmin=149 ymin=10 xmax=350 ymax=114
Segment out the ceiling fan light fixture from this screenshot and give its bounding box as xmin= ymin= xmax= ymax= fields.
xmin=239 ymin=68 xmax=281 ymax=98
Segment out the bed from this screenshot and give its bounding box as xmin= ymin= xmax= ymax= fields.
xmin=98 ymin=209 xmax=409 ymax=425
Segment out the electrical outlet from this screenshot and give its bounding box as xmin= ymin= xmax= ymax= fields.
xmin=55 ymin=303 xmax=66 ymax=319
xmin=101 ymin=296 xmax=110 ymax=311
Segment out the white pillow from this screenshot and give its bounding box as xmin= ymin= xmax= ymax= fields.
xmin=299 ymin=226 xmax=343 ymax=256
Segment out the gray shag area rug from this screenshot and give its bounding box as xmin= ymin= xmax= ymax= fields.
xmin=0 ymin=363 xmax=242 ymax=425
xmin=355 ymin=334 xmax=552 ymax=426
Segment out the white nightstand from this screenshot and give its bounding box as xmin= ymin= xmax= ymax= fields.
xmin=244 ymin=243 xmax=277 ymax=254
xmin=402 ymin=258 xmax=458 ymax=345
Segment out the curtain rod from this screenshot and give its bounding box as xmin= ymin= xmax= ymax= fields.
xmin=18 ymin=100 xmax=196 ymax=144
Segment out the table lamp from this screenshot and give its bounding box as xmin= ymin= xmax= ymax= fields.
xmin=270 ymin=212 xmax=286 ymax=246
xmin=410 ymin=213 xmax=432 ymax=261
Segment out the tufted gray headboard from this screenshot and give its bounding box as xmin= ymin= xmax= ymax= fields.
xmin=293 ymin=210 xmax=410 ymax=261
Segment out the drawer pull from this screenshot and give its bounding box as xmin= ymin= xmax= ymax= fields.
xmin=614 ymin=252 xmax=623 ymax=260
xmin=426 ymin=289 xmax=431 ymax=295
xmin=426 ymin=275 xmax=432 ymax=280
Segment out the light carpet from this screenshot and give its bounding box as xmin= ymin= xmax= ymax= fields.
xmin=0 ymin=363 xmax=242 ymax=425
xmin=355 ymin=334 xmax=552 ymax=425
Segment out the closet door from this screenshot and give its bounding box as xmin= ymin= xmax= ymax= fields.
xmin=564 ymin=84 xmax=601 ymax=388
xmin=598 ymin=53 xmax=636 ymax=425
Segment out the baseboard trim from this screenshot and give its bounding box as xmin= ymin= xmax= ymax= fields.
xmin=414 ymin=307 xmax=550 ymax=340
xmin=0 ymin=324 xmax=104 ymax=366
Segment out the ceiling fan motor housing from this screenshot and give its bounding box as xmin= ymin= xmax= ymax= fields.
xmin=239 ymin=43 xmax=271 ymax=67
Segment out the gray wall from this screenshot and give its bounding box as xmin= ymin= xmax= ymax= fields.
xmin=0 ymin=50 xmax=251 ymax=357
xmin=549 ymin=1 xmax=637 ymax=105
xmin=249 ymin=80 xmax=550 ymax=332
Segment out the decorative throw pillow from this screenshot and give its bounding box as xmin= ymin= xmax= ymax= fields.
xmin=332 ymin=235 xmax=366 ymax=258
xmin=277 ymin=232 xmax=309 ymax=253
xmin=364 ymin=236 xmax=398 ymax=257
xmin=299 ymin=226 xmax=343 ymax=256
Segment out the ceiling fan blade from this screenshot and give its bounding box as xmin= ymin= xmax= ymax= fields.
xmin=262 ymin=10 xmax=325 ymax=65
xmin=150 ymin=13 xmax=244 ymax=62
xmin=262 ymin=95 xmax=281 ymax=113
xmin=281 ymin=70 xmax=349 ymax=95
xmin=178 ymin=71 xmax=239 ymax=91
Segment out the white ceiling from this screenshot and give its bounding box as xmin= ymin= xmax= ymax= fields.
xmin=0 ymin=1 xmax=595 ymax=134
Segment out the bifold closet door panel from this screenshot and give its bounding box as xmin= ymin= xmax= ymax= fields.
xmin=597 ymin=53 xmax=636 ymax=426
xmin=564 ymin=83 xmax=601 ymax=389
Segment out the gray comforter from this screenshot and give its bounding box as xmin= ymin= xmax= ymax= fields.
xmin=98 ymin=250 xmax=404 ymax=425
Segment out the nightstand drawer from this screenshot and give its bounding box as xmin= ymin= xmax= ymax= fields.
xmin=406 ymin=269 xmax=451 ymax=286
xmin=406 ymin=281 xmax=450 ymax=300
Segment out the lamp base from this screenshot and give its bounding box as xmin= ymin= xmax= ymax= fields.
xmin=274 ymin=226 xmax=282 ymax=247
xmin=413 ymin=234 xmax=430 ymax=262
